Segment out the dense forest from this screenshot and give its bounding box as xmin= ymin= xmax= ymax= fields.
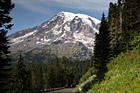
xmin=1 ymin=0 xmax=140 ymax=93
xmin=7 ymin=55 xmax=89 ymax=92
xmin=77 ymin=0 xmax=140 ymax=92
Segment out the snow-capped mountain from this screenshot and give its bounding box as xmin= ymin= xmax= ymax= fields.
xmin=9 ymin=12 xmax=100 ymax=60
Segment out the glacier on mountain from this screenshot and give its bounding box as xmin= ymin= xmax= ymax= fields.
xmin=9 ymin=11 xmax=100 ymax=56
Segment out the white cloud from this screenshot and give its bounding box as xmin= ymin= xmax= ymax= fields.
xmin=13 ymin=0 xmax=117 ymax=15
xmin=13 ymin=0 xmax=53 ymax=15
xmin=50 ymin=0 xmax=117 ymax=10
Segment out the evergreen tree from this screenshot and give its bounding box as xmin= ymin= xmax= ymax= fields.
xmin=108 ymin=0 xmax=140 ymax=55
xmin=55 ymin=55 xmax=59 ymax=66
xmin=66 ymin=67 xmax=74 ymax=87
xmin=31 ymin=64 xmax=43 ymax=90
xmin=89 ymin=55 xmax=94 ymax=68
xmin=108 ymin=1 xmax=123 ymax=56
xmin=93 ymin=14 xmax=111 ymax=80
xmin=44 ymin=63 xmax=56 ymax=89
xmin=59 ymin=56 xmax=67 ymax=87
xmin=54 ymin=56 xmax=61 ymax=87
xmin=122 ymin=0 xmax=140 ymax=51
xmin=0 ymin=0 xmax=14 ymax=92
xmin=12 ymin=54 xmax=31 ymax=93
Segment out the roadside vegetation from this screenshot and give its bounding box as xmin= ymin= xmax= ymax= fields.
xmin=76 ymin=0 xmax=140 ymax=92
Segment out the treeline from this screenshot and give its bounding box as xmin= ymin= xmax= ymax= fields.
xmin=89 ymin=0 xmax=140 ymax=89
xmin=8 ymin=55 xmax=90 ymax=92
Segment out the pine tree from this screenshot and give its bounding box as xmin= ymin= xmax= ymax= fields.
xmin=0 ymin=0 xmax=14 ymax=92
xmin=108 ymin=1 xmax=123 ymax=56
xmin=108 ymin=0 xmax=140 ymax=55
xmin=30 ymin=64 xmax=45 ymax=90
xmin=54 ymin=56 xmax=61 ymax=87
xmin=44 ymin=63 xmax=56 ymax=89
xmin=12 ymin=54 xmax=31 ymax=93
xmin=94 ymin=14 xmax=111 ymax=80
xmin=122 ymin=0 xmax=140 ymax=51
xmin=33 ymin=65 xmax=43 ymax=90
xmin=89 ymin=55 xmax=94 ymax=68
xmin=66 ymin=67 xmax=74 ymax=87
xmin=59 ymin=56 xmax=67 ymax=87
xmin=55 ymin=56 xmax=59 ymax=66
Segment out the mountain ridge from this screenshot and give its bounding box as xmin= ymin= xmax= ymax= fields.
xmin=9 ymin=11 xmax=100 ymax=60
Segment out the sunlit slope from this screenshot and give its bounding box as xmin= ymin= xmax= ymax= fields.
xmin=89 ymin=48 xmax=140 ymax=92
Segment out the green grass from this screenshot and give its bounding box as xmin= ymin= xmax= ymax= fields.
xmin=77 ymin=36 xmax=140 ymax=93
xmin=79 ymin=67 xmax=95 ymax=84
xmin=75 ymin=67 xmax=96 ymax=92
xmin=88 ymin=48 xmax=140 ymax=93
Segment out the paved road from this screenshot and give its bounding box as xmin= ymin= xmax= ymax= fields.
xmin=48 ymin=88 xmax=75 ymax=93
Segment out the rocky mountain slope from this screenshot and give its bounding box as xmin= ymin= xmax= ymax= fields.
xmin=9 ymin=12 xmax=100 ymax=61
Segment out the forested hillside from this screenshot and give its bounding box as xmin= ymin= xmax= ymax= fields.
xmin=77 ymin=0 xmax=140 ymax=92
xmin=9 ymin=55 xmax=90 ymax=92
xmin=88 ymin=44 xmax=140 ymax=92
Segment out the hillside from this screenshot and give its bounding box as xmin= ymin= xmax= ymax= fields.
xmin=76 ymin=47 xmax=140 ymax=92
xmin=88 ymin=47 xmax=140 ymax=92
xmin=76 ymin=0 xmax=140 ymax=92
xmin=76 ymin=45 xmax=140 ymax=92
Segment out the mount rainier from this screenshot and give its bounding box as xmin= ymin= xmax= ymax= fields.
xmin=9 ymin=12 xmax=100 ymax=61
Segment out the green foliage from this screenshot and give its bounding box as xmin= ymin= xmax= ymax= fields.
xmin=44 ymin=63 xmax=57 ymax=88
xmin=21 ymin=56 xmax=90 ymax=91
xmin=122 ymin=0 xmax=140 ymax=51
xmin=109 ymin=0 xmax=140 ymax=56
xmin=88 ymin=48 xmax=140 ymax=93
xmin=77 ymin=1 xmax=140 ymax=92
xmin=93 ymin=13 xmax=111 ymax=80
xmin=30 ymin=64 xmax=44 ymax=90
xmin=0 ymin=0 xmax=14 ymax=92
xmin=23 ymin=51 xmax=56 ymax=63
xmin=75 ymin=67 xmax=96 ymax=92
xmin=130 ymin=35 xmax=140 ymax=49
xmin=108 ymin=1 xmax=123 ymax=56
xmin=43 ymin=56 xmax=74 ymax=88
xmin=72 ymin=60 xmax=90 ymax=84
xmin=11 ymin=54 xmax=31 ymax=93
xmin=79 ymin=67 xmax=95 ymax=84
xmin=82 ymin=82 xmax=92 ymax=92
xmin=89 ymin=55 xmax=94 ymax=68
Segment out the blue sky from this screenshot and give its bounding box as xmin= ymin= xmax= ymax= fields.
xmin=9 ymin=0 xmax=117 ymax=35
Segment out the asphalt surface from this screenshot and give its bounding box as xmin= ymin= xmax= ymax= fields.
xmin=48 ymin=88 xmax=75 ymax=93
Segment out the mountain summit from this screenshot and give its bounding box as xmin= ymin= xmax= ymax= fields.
xmin=9 ymin=12 xmax=100 ymax=60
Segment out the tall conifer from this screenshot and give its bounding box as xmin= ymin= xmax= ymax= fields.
xmin=108 ymin=1 xmax=123 ymax=56
xmin=0 ymin=0 xmax=14 ymax=92
xmin=12 ymin=54 xmax=31 ymax=93
xmin=94 ymin=14 xmax=111 ymax=80
xmin=122 ymin=0 xmax=140 ymax=51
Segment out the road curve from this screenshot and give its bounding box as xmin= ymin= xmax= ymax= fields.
xmin=48 ymin=88 xmax=75 ymax=93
